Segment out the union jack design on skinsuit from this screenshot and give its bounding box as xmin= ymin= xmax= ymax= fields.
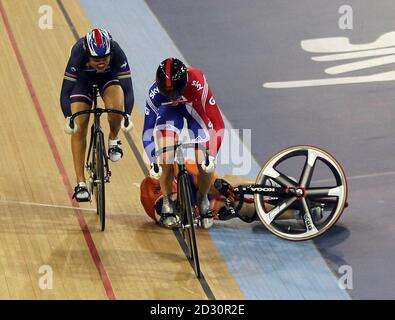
xmin=86 ymin=28 xmax=111 ymax=57
xmin=143 ymin=67 xmax=225 ymax=161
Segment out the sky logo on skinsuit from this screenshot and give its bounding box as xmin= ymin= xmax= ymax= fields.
xmin=150 ymin=87 xmax=160 ymax=99
xmin=264 ymin=31 xmax=395 ymax=88
xmin=192 ymin=80 xmax=204 ymax=91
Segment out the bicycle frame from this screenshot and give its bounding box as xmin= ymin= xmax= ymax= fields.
xmin=85 ymin=87 xmax=109 ymax=182
xmin=156 ymin=142 xmax=209 ymax=278
xmin=69 ymin=84 xmax=129 ymax=231
xmin=215 ymin=180 xmax=342 ymax=222
xmin=156 ymin=142 xmax=208 ymax=219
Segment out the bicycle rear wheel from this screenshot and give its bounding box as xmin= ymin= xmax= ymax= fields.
xmin=95 ymin=132 xmax=106 ymax=231
xmin=254 ymin=145 xmax=348 ymax=241
xmin=179 ymin=174 xmax=201 ymax=278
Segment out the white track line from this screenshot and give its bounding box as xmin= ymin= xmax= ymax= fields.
xmin=2 ymin=171 xmax=391 ymax=211
xmin=0 ymin=199 xmax=96 ymax=212
xmin=313 ymin=170 xmax=395 ymax=184
xmin=301 ymin=32 xmax=395 ymax=53
xmin=263 ymin=70 xmax=395 ymax=88
xmin=325 ymin=54 xmax=395 ymax=75
xmin=312 ymin=47 xmax=395 ymax=62
xmin=347 ymin=170 xmax=395 ymax=181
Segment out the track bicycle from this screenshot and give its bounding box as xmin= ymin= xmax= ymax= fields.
xmin=215 ymin=145 xmax=348 ymax=241
xmin=69 ymin=84 xmax=130 ymax=231
xmin=155 ymin=142 xmax=210 ymax=278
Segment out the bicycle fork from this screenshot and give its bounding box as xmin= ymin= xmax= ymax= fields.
xmin=85 ymin=126 xmax=111 ymax=197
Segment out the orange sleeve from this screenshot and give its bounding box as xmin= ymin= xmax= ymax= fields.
xmin=140 ymin=177 xmax=162 ymax=221
xmin=141 ymin=162 xmax=217 ymax=222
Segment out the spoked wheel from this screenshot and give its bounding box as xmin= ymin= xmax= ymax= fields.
xmin=95 ymin=133 xmax=106 ymax=231
xmin=179 ymin=175 xmax=201 ymax=278
xmin=254 ymin=145 xmax=348 ymax=241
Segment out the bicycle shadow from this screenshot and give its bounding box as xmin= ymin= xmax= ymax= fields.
xmin=313 ymin=224 xmax=352 ymax=269
xmin=248 ymin=219 xmax=352 ymax=270
xmin=248 ymin=219 xmax=351 ymax=245
xmin=314 ymin=224 xmax=351 ymax=248
xmin=248 ymin=220 xmax=352 ymax=275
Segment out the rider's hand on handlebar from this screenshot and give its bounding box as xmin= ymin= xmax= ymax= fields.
xmin=121 ymin=114 xmax=134 ymax=132
xmin=201 ymin=155 xmax=216 ymax=174
xmin=64 ymin=116 xmax=78 ymax=135
xmin=149 ymin=163 xmax=162 ymax=179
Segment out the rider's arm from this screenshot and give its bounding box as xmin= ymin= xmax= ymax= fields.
xmin=60 ymin=42 xmax=82 ymax=118
xmin=112 ymin=42 xmax=135 ymax=115
xmin=119 ymin=76 xmax=134 ymax=115
xmin=200 ymin=74 xmax=225 ymax=156
xmin=60 ymin=80 xmax=76 ymax=118
xmin=142 ymin=97 xmax=159 ymax=162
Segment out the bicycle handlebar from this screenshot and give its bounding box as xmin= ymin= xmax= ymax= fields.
xmin=69 ymin=108 xmax=129 ymax=130
xmin=155 ymin=143 xmax=210 ymax=169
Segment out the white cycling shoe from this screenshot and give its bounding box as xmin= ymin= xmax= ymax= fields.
xmin=160 ymin=199 xmax=180 ymax=228
xmin=200 ymin=211 xmax=214 ymax=229
xmin=197 ymin=194 xmax=214 ymax=229
xmin=108 ymin=139 xmax=123 ymax=162
xmin=72 ymin=182 xmax=91 ymax=202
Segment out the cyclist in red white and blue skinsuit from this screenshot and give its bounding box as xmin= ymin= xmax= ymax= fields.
xmin=142 ymin=58 xmax=225 ymax=229
xmin=60 ymin=28 xmax=134 ymax=202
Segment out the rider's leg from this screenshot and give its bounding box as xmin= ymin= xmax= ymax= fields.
xmin=154 ymin=107 xmax=185 ymax=227
xmin=71 ymin=102 xmax=91 ymax=201
xmin=102 ymin=84 xmax=124 ymax=161
xmin=156 ymin=132 xmax=179 ymax=227
xmin=71 ymin=102 xmax=91 ymax=183
xmin=196 ymin=148 xmax=214 ymax=196
xmin=102 ymin=84 xmax=124 ymax=139
xmin=195 ymin=149 xmax=214 ymax=229
xmin=156 ymin=130 xmax=178 ymax=195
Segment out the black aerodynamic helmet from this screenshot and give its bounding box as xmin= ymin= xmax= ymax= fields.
xmin=156 ymin=58 xmax=188 ymax=100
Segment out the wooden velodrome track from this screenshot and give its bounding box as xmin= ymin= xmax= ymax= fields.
xmin=0 ymin=0 xmax=244 ymax=299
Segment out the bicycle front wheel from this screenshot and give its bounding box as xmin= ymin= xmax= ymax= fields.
xmin=95 ymin=132 xmax=106 ymax=231
xmin=179 ymin=174 xmax=201 ymax=278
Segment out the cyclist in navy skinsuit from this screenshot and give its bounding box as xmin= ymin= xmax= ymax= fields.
xmin=60 ymin=28 xmax=134 ymax=202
